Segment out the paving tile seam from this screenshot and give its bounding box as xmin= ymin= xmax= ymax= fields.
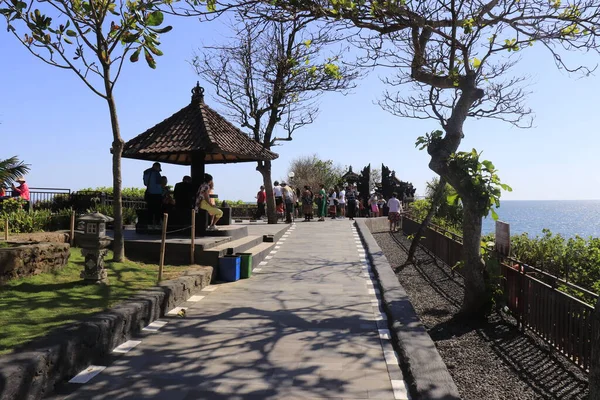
xmin=67 ymin=222 xmax=404 ymax=398
xmin=67 ymin=278 xmax=223 ymax=387
xmin=259 ymin=224 xmax=295 ymax=271
xmin=352 ymin=223 xmax=409 ymax=400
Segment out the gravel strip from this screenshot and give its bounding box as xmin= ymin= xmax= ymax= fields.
xmin=373 ymin=230 xmax=589 ymax=400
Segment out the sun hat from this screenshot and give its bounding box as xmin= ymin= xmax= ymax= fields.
xmin=15 ymin=177 xmax=26 ymax=182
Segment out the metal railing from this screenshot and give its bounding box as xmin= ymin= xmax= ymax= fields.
xmin=401 ymin=216 xmax=598 ymax=371
xmin=100 ymin=194 xmax=146 ymax=210
xmin=402 ymin=217 xmax=463 ymax=273
xmin=502 ymin=261 xmax=597 ymax=370
xmin=5 ymin=187 xmax=71 ymax=208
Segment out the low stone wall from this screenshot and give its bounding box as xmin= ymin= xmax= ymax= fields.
xmin=0 ymin=242 xmax=71 ymax=283
xmin=7 ymin=232 xmax=70 ymax=244
xmin=356 ymin=219 xmax=461 ymax=400
xmin=361 ymin=216 xmax=391 ymax=233
xmin=0 ymin=266 xmax=214 ymax=400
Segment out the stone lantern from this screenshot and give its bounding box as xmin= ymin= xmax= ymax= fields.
xmin=76 ymin=212 xmax=113 ymax=284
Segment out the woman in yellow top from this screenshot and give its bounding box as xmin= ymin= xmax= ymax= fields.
xmin=195 ymin=173 xmax=223 ymax=231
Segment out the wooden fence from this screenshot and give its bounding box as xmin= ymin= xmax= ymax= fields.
xmin=402 ymin=216 xmax=598 ymax=371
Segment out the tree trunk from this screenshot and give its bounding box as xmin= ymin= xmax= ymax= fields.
xmin=459 ymin=199 xmax=487 ymax=317
xmin=425 ymin=83 xmax=486 ymax=317
xmin=590 ymin=297 xmax=600 ymax=400
xmin=105 ymin=90 xmax=124 ymax=262
xmin=257 ymin=161 xmax=277 ymax=224
xmin=402 ymin=177 xmax=447 ymax=268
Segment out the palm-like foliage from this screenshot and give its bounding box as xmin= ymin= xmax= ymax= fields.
xmin=0 ymin=156 xmax=30 ymax=187
xmin=425 ymin=177 xmax=462 ymax=227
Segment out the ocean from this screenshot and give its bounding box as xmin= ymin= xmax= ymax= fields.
xmin=481 ymin=200 xmax=600 ymax=239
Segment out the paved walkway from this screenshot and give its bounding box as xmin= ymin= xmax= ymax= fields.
xmin=60 ymin=221 xmax=407 ymax=400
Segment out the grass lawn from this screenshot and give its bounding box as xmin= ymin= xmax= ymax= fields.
xmin=0 ymin=248 xmax=186 ymax=355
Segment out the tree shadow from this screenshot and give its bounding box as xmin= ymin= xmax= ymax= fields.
xmin=383 ymin=231 xmax=589 ymax=399
xmin=0 ymin=258 xmax=170 ymax=354
xmin=47 ymin=232 xmax=396 ymax=400
xmin=52 ymin=301 xmax=394 ymax=399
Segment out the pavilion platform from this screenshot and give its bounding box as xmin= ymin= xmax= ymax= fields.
xmin=114 ymin=221 xmax=290 ymax=270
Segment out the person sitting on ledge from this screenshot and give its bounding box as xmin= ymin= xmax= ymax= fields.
xmin=195 ymin=173 xmax=223 ymax=231
xmin=161 ymin=176 xmax=175 ymax=214
xmin=174 ymin=175 xmax=194 ymax=210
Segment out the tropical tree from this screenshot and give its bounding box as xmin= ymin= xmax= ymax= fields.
xmin=0 ymin=156 xmax=30 ymax=187
xmin=425 ymin=177 xmax=462 ymax=226
xmin=262 ymin=0 xmax=600 ymax=318
xmin=402 ymin=177 xmax=459 ymax=268
xmin=192 ymin=6 xmax=356 ymax=223
xmin=0 ymin=0 xmax=176 ymax=260
xmin=287 ymin=154 xmax=343 ymax=193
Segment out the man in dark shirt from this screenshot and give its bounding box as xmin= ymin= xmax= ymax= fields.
xmin=174 ymin=176 xmax=194 ymax=210
xmin=143 ymin=162 xmax=163 ymax=227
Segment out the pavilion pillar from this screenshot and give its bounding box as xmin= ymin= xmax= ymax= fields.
xmin=190 ymin=151 xmax=206 ymax=190
xmin=190 ymin=151 xmax=209 ymax=235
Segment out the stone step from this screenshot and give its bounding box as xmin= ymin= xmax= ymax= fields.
xmin=207 ymin=235 xmax=264 ymax=255
xmin=197 ymin=235 xmax=263 ymax=267
xmin=244 ymin=242 xmax=276 ymax=270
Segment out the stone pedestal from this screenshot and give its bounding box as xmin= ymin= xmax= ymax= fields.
xmin=81 ymin=248 xmax=109 ymax=284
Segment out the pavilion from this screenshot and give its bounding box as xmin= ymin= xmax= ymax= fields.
xmin=121 ymin=82 xmax=278 ymax=234
xmin=122 ymin=82 xmax=278 ymax=190
xmin=341 ymin=166 xmax=361 ymax=186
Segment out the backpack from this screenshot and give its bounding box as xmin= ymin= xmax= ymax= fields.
xmin=143 ymin=169 xmax=152 ymax=187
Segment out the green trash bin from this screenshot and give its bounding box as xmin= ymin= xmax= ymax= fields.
xmin=237 ymin=252 xmax=253 ymax=279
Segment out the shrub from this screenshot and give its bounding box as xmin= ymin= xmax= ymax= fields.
xmin=408 ymin=199 xmax=462 ymax=236
xmin=421 ymin=213 xmax=600 ymax=302
xmin=86 ymin=204 xmax=138 ymax=225
xmin=0 ymin=198 xmax=25 ymax=214
xmin=510 ymin=230 xmax=600 ymax=298
xmin=221 ymin=200 xmax=249 ymax=206
xmin=1 ymin=209 xmax=53 ymax=233
xmin=78 ymin=187 xmax=146 ymax=198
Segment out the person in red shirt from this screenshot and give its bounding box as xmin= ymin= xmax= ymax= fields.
xmin=11 ymin=177 xmax=30 ymax=211
xmin=255 ymin=185 xmax=266 ymax=220
xmin=12 ymin=178 xmax=29 ymax=200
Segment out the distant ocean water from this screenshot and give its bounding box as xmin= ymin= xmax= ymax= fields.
xmin=481 ymin=200 xmax=600 ymax=239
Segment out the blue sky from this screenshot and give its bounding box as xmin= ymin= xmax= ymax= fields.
xmin=1 ymin=14 xmax=599 ymax=202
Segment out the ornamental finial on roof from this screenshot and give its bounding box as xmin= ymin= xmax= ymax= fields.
xmin=191 ymin=81 xmax=205 ymax=103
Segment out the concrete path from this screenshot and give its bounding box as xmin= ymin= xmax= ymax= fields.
xmin=59 ymin=221 xmax=407 ymax=400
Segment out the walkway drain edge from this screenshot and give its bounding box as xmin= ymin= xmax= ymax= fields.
xmin=355 ymin=219 xmax=461 ymax=400
xmin=68 ymin=366 xmax=106 ymax=384
xmin=112 ymin=340 xmax=142 ymax=354
xmin=143 ymin=320 xmax=168 ymax=332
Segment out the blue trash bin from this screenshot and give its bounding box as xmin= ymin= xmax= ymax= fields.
xmin=219 ymin=255 xmax=241 ymax=282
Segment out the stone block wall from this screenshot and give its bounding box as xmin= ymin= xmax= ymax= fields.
xmin=0 ymin=267 xmax=214 ymax=400
xmin=0 ymin=242 xmax=71 ymax=283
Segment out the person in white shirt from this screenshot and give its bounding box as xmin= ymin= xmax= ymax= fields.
xmin=387 ymin=192 xmax=403 ymax=232
xmin=337 ymin=187 xmax=346 ymax=219
xmin=273 ymin=181 xmax=284 ymax=217
xmin=328 ymin=188 xmax=337 ymax=219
